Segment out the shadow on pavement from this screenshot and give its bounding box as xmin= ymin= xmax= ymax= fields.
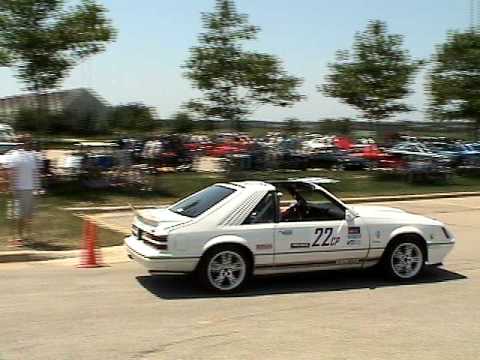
xmin=136 ymin=266 xmax=467 ymax=300
xmin=26 ymin=241 xmax=71 ymax=251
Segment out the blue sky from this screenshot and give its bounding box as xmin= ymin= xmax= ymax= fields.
xmin=0 ymin=0 xmax=472 ymax=121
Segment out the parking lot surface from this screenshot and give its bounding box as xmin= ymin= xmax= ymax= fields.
xmin=0 ymin=197 xmax=479 ymax=360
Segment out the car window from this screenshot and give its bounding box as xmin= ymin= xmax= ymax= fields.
xmin=280 ymin=189 xmax=345 ymax=222
xmin=170 ymin=185 xmax=235 ymax=218
xmin=243 ymin=192 xmax=276 ymax=224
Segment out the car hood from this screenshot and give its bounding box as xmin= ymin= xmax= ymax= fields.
xmin=350 ymin=205 xmax=440 ymax=225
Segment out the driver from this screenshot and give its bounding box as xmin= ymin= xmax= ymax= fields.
xmin=279 ymin=186 xmax=308 ymax=222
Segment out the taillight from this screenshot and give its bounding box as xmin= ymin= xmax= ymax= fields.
xmin=132 ymin=224 xmax=139 ymax=237
xmin=141 ymin=232 xmax=168 ymax=250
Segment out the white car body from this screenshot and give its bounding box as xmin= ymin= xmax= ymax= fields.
xmin=126 ymin=179 xmax=455 ymax=289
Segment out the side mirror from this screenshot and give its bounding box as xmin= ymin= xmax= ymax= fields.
xmin=345 ymin=209 xmax=357 ymax=222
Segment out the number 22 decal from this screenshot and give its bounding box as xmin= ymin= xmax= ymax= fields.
xmin=312 ymin=227 xmax=339 ymax=247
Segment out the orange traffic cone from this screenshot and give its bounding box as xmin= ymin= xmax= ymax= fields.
xmin=78 ymin=219 xmax=104 ymax=268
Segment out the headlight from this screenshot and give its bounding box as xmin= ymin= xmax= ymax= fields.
xmin=441 ymin=227 xmax=451 ymax=240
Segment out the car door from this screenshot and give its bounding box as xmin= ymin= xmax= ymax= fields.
xmin=274 ymin=188 xmax=370 ymax=268
xmin=226 ymin=192 xmax=277 ymax=267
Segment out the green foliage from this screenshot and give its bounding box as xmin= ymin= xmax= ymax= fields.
xmin=184 ymin=0 xmax=304 ymax=128
xmin=14 ymin=107 xmax=108 ymax=135
xmin=429 ymin=30 xmax=480 ymax=137
xmin=109 ymin=103 xmax=156 ymax=131
xmin=14 ymin=108 xmax=52 ymax=133
xmin=199 ymin=119 xmax=217 ymax=132
xmin=67 ymin=108 xmax=109 ymax=135
xmin=0 ymin=0 xmax=116 ymax=92
xmin=0 ymin=48 xmax=9 ymax=65
xmin=284 ymin=117 xmax=301 ymax=134
xmin=318 ymin=117 xmax=353 ymax=135
xmin=171 ymin=112 xmax=195 ymax=133
xmin=321 ymin=20 xmax=422 ymax=121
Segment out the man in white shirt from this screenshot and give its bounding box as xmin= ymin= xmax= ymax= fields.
xmin=0 ymin=134 xmax=39 ymax=246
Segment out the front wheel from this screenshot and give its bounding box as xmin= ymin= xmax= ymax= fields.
xmin=383 ymin=240 xmax=425 ymax=281
xmin=197 ymin=246 xmax=250 ymax=293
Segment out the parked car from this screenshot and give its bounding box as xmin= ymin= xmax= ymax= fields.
xmin=126 ymin=178 xmax=455 ymax=292
xmin=350 ymin=144 xmax=389 ymax=162
xmin=428 ymin=142 xmax=480 ymax=166
xmin=308 ymin=150 xmax=369 ymax=170
xmin=0 ymin=142 xmax=19 ymax=155
xmin=388 ymin=142 xmax=451 ymax=164
xmin=0 ymin=124 xmax=15 ymax=142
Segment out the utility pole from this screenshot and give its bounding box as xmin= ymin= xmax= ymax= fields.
xmin=470 ymin=0 xmax=479 ymax=30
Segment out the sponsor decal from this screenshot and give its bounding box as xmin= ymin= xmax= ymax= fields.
xmin=256 ymin=244 xmax=273 ymax=250
xmin=348 ymin=226 xmax=361 ymax=236
xmin=313 ymin=227 xmax=340 ymax=247
xmin=347 ymin=226 xmax=362 ymax=245
xmin=291 ymin=242 xmax=311 ymax=249
xmin=347 ymin=239 xmax=361 ymax=245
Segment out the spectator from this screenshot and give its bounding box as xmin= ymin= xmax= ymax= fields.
xmin=0 ymin=134 xmax=40 ymax=247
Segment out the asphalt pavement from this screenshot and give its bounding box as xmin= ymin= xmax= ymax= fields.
xmin=1 ymin=197 xmax=480 ymax=360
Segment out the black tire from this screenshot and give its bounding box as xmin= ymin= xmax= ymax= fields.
xmin=382 ymin=238 xmax=426 ymax=281
xmin=196 ymin=245 xmax=252 ymax=293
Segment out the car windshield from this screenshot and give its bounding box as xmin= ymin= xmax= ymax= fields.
xmin=0 ymin=130 xmax=12 ymax=142
xmin=170 ymin=185 xmax=235 ymax=218
xmin=434 ymin=143 xmax=459 ymax=151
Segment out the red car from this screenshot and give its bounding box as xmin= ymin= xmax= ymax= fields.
xmin=350 ymin=144 xmax=389 ymax=162
xmin=206 ymin=143 xmax=248 ymax=157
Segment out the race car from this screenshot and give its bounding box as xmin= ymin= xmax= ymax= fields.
xmin=125 ymin=178 xmax=455 ymax=292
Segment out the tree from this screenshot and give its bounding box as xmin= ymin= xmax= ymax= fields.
xmin=171 ymin=112 xmax=195 ymax=134
xmin=184 ymin=0 xmax=303 ymax=129
xmin=0 ymin=0 xmax=116 ymax=93
xmin=199 ymin=119 xmax=217 ymax=132
xmin=14 ymin=107 xmax=108 ymax=135
xmin=284 ymin=117 xmax=301 ymax=134
xmin=0 ymin=48 xmax=8 ymax=65
xmin=318 ymin=117 xmax=352 ymax=135
xmin=320 ymin=20 xmax=422 ymax=124
xmin=429 ymin=30 xmax=480 ymax=138
xmin=109 ymin=103 xmax=157 ymax=131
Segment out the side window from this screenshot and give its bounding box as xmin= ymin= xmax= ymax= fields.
xmin=305 ymin=193 xmax=345 ymax=221
xmin=280 ymin=190 xmax=345 ymax=223
xmin=243 ymin=192 xmax=276 ymax=225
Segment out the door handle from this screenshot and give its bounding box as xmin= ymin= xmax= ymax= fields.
xmin=279 ymin=229 xmax=293 ymax=235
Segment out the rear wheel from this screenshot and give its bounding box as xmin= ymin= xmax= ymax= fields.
xmin=383 ymin=239 xmax=425 ymax=280
xmin=197 ymin=245 xmax=250 ymax=293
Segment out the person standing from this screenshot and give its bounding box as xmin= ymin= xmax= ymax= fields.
xmin=0 ymin=134 xmax=40 ymax=246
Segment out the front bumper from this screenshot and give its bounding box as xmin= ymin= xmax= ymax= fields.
xmin=125 ymin=236 xmax=198 ymax=274
xmin=427 ymin=240 xmax=455 ymax=265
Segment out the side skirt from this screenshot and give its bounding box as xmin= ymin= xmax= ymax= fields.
xmin=254 ymin=259 xmax=380 ymax=275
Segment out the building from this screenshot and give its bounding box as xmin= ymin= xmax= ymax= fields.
xmin=0 ymin=88 xmax=109 ymax=124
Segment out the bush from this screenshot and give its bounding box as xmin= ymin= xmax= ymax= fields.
xmin=171 ymin=112 xmax=195 ymax=133
xmin=318 ymin=117 xmax=352 ymax=135
xmin=14 ymin=107 xmax=110 ymax=135
xmin=108 ymin=103 xmax=156 ymax=131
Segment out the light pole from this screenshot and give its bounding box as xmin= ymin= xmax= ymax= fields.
xmin=470 ymin=0 xmax=480 ymax=30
